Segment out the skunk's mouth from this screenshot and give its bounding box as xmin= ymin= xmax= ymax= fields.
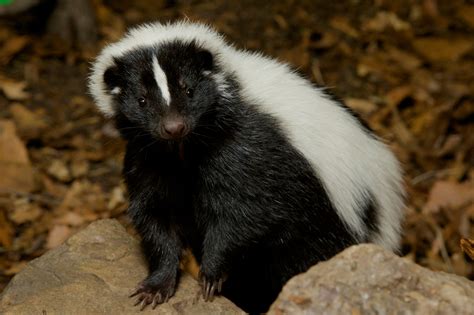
xmin=163 ymin=140 xmax=186 ymax=160
xmin=177 ymin=142 xmax=185 ymax=160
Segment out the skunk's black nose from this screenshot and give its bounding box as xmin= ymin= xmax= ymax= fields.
xmin=161 ymin=116 xmax=188 ymax=139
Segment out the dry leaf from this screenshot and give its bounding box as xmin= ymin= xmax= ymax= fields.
xmin=0 ymin=36 xmax=29 ymax=65
xmin=386 ymin=47 xmax=421 ymax=71
xmin=96 ymin=3 xmax=125 ymax=41
xmin=0 ymin=121 xmax=30 ymax=165
xmin=450 ymin=252 xmax=471 ymax=277
xmin=0 ymin=77 xmax=30 ymax=101
xmin=385 ymin=86 xmax=413 ymax=107
xmin=58 ymin=180 xmax=106 ymax=213
xmin=81 ymin=210 xmax=99 ymax=222
xmin=55 ymin=212 xmax=85 ymax=226
xmin=363 ymin=11 xmax=410 ymax=32
xmin=435 ymin=135 xmax=462 ymax=157
xmin=410 ymin=110 xmax=438 ymax=138
xmin=70 ymin=159 xmax=89 ymax=178
xmin=356 ymin=59 xmax=381 ymax=77
xmin=0 ymin=120 xmax=36 ymax=193
xmin=4 ymin=261 xmax=28 ymax=276
xmin=330 ymin=16 xmax=359 ymax=38
xmin=10 ymin=103 xmax=48 ymax=140
xmin=459 ymin=204 xmax=474 ymax=237
xmin=413 ymin=37 xmax=472 ymax=62
xmin=107 ymin=185 xmax=126 ymax=210
xmin=391 ymin=108 xmax=423 ymax=153
xmin=344 ymin=98 xmax=378 ymax=115
xmin=10 ymin=199 xmax=42 ymax=224
xmin=41 ymin=174 xmax=67 ymax=198
xmin=423 ymin=0 xmax=439 ymax=18
xmin=47 ymin=159 xmax=71 ymax=183
xmin=424 ymin=181 xmax=474 ymax=213
xmin=0 ymin=210 xmax=14 ymax=248
xmin=460 ymin=238 xmax=474 ymax=260
xmin=309 ymin=31 xmax=338 ymax=49
xmin=46 ymin=224 xmax=71 ymax=249
xmin=458 ymin=5 xmax=474 ymax=28
xmin=452 ymin=98 xmax=474 ymax=120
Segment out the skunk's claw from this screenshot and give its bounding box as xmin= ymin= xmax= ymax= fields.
xmin=199 ymin=272 xmax=227 ymax=301
xmin=129 ymin=278 xmax=176 ymax=310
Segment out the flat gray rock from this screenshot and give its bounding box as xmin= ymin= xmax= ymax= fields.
xmin=0 ymin=219 xmax=243 ymax=315
xmin=269 ymin=244 xmax=474 ymax=315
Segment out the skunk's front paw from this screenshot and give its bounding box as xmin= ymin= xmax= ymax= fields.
xmin=129 ymin=276 xmax=176 ymax=310
xmin=199 ymin=268 xmax=227 ymax=301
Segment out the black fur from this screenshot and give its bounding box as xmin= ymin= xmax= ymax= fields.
xmin=107 ymin=41 xmax=364 ymax=313
xmin=360 ymin=194 xmax=380 ymax=242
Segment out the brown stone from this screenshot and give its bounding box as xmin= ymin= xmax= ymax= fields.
xmin=269 ymin=244 xmax=474 ymax=315
xmin=0 ymin=219 xmax=243 ymax=314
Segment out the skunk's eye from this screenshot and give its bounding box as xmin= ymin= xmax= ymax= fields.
xmin=179 ymin=77 xmax=193 ymax=98
xmin=137 ymin=97 xmax=146 ymax=106
xmin=186 ymin=88 xmax=194 ymax=98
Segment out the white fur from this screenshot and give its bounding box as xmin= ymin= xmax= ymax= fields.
xmin=111 ymin=87 xmax=121 ymax=95
xmin=152 ymin=55 xmax=171 ymax=106
xmin=89 ymin=21 xmax=405 ymax=251
xmin=88 ymin=22 xmax=228 ymax=116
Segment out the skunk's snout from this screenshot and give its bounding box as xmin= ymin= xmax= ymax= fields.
xmin=160 ymin=115 xmax=189 ymax=140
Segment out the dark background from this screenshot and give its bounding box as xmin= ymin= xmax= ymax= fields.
xmin=0 ymin=0 xmax=473 ymax=292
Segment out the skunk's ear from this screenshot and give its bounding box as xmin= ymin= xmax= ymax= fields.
xmin=103 ymin=64 xmax=122 ymax=92
xmin=196 ymin=49 xmax=213 ymax=71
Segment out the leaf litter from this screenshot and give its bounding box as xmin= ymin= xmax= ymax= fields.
xmin=0 ymin=0 xmax=472 ymax=291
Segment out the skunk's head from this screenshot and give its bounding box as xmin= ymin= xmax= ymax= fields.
xmin=102 ymin=42 xmax=218 ymax=140
xmin=89 ymin=22 xmax=231 ymax=141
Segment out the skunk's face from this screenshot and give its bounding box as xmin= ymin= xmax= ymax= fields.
xmin=103 ymin=41 xmax=219 ymax=141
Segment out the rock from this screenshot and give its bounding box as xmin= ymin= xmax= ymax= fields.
xmin=0 ymin=219 xmax=243 ymax=314
xmin=269 ymin=244 xmax=474 ymax=315
xmin=0 ymin=120 xmax=36 ymax=193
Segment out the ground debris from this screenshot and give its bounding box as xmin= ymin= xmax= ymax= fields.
xmin=0 ymin=76 xmax=30 ymax=101
xmin=461 ymin=238 xmax=474 ymax=260
xmin=0 ymin=0 xmax=473 ymax=293
xmin=0 ymin=120 xmax=36 ymax=193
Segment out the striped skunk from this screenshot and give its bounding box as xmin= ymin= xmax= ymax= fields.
xmin=89 ymin=21 xmax=405 ymax=313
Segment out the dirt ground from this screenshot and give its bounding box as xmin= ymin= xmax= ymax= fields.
xmin=0 ymin=0 xmax=473 ymax=292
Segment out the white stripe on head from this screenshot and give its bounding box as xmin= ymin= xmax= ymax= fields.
xmin=152 ymin=55 xmax=171 ymax=106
